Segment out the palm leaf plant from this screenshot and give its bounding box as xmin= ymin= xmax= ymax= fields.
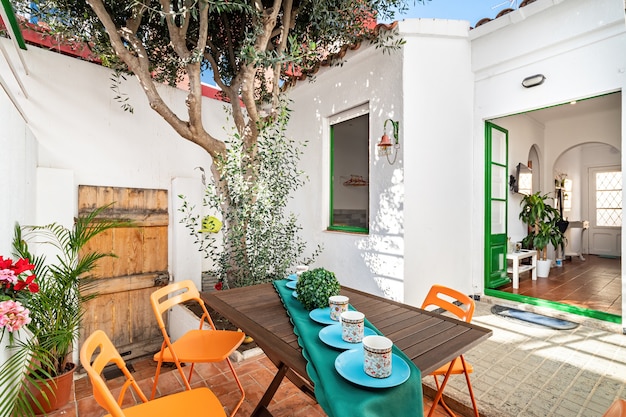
xmin=519 ymin=192 xmax=566 ymax=261
xmin=1 ymin=204 xmax=127 ymax=416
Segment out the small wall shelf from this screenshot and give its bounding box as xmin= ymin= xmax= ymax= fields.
xmin=343 ymin=175 xmax=368 ymax=187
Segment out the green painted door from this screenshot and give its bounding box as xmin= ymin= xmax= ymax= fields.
xmin=485 ymin=122 xmax=510 ymax=289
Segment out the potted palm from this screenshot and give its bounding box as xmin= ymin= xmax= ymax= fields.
xmin=519 ymin=192 xmax=566 ymax=277
xmin=6 ymin=205 xmax=125 ymax=416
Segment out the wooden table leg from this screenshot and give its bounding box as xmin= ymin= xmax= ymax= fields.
xmin=251 ymin=362 xmax=290 ymax=417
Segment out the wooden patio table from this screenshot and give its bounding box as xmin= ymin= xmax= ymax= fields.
xmin=200 ymin=283 xmax=492 ymax=417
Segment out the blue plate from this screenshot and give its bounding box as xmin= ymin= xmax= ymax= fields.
xmin=286 ymin=280 xmax=297 ymax=290
xmin=287 ymin=273 xmax=298 ymax=281
xmin=335 ymin=348 xmax=411 ymax=388
xmin=318 ymin=324 xmax=377 ymax=350
xmin=309 ymin=307 xmax=338 ymax=325
xmin=292 ymin=291 xmax=298 ymax=299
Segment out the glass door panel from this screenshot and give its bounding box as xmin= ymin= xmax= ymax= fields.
xmin=485 ymin=122 xmax=510 ymax=289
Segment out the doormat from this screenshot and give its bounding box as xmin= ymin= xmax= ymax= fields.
xmin=491 ymin=305 xmax=579 ymax=330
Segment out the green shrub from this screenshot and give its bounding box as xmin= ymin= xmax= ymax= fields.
xmin=295 ymin=268 xmax=340 ymax=311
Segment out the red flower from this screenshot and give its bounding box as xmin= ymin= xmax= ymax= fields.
xmin=12 ymin=258 xmax=35 ymax=276
xmin=0 ymin=256 xmax=12 ymax=269
xmin=0 ymin=255 xmax=38 ymax=297
xmin=14 ymin=274 xmax=39 ymax=294
xmin=214 ymin=282 xmax=223 ymax=291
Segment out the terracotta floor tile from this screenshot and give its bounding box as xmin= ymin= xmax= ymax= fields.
xmin=48 ymin=353 xmax=455 ymax=417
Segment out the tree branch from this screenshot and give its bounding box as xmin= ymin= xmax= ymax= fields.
xmin=86 ymin=0 xmax=225 ymax=158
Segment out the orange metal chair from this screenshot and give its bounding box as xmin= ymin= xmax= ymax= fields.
xmin=80 ymin=330 xmax=226 ymax=417
xmin=421 ymin=284 xmax=479 ymax=417
xmin=603 ymin=399 xmax=626 ymax=417
xmin=150 ymin=280 xmax=245 ymax=417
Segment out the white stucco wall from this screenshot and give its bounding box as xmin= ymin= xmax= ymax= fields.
xmin=0 ymin=42 xmax=37 ymax=257
xmin=287 ymin=43 xmax=406 ymax=300
xmin=400 ymin=19 xmax=475 ymax=306
xmin=471 ymin=0 xmax=626 ymax=326
xmin=0 ymin=67 xmax=36 ymax=255
xmin=0 ymin=39 xmax=231 ymax=285
xmin=287 ymin=19 xmax=473 ymax=306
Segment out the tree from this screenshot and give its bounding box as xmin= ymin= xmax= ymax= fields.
xmin=15 ymin=0 xmax=422 ymax=286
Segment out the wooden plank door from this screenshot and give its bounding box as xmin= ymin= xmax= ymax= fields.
xmin=78 ymin=185 xmax=169 ymax=360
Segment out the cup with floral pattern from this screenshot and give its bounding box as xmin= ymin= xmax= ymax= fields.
xmin=363 ymin=335 xmax=393 ymax=378
xmin=340 ymin=310 xmax=364 ymax=343
xmin=329 ymin=295 xmax=349 ymax=321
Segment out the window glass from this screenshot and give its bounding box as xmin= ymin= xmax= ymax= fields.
xmin=596 ymin=171 xmax=622 ymax=227
xmin=330 ymin=113 xmax=369 ymax=232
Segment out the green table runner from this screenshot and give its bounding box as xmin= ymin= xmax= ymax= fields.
xmin=273 ymin=280 xmax=423 ymax=417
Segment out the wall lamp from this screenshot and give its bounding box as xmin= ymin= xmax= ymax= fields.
xmin=378 ymin=119 xmax=400 ymax=165
xmin=522 ymin=74 xmax=546 ymax=88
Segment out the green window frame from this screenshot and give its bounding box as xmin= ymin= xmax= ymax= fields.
xmin=328 ymin=108 xmax=369 ymax=234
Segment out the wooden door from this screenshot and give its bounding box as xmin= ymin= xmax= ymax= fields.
xmin=78 ymin=185 xmax=169 ymax=360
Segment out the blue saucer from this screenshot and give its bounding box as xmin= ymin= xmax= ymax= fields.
xmin=287 ymin=273 xmax=298 ymax=281
xmin=335 ymin=348 xmax=410 ymax=388
xmin=309 ymin=307 xmax=339 ymax=325
xmin=318 ymin=324 xmax=376 ymax=350
xmin=286 ymin=280 xmax=297 ymax=290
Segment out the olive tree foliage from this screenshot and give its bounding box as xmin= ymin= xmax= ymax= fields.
xmin=179 ymin=100 xmax=323 ymax=288
xmin=15 ymin=0 xmax=423 ymax=286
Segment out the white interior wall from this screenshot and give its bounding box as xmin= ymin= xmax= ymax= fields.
xmin=555 ymin=146 xmax=583 ymax=221
xmin=492 ymin=115 xmax=546 ymax=244
xmin=497 ymin=99 xmax=621 ymax=245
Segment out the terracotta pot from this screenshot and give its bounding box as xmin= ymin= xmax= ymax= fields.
xmin=27 ymin=363 xmax=76 ymax=415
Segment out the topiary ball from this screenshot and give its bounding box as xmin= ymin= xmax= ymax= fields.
xmin=295 ymin=268 xmax=341 ymax=311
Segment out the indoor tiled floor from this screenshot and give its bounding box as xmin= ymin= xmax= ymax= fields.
xmin=47 ymin=352 xmax=450 ymax=417
xmin=498 ymin=255 xmax=621 ymax=316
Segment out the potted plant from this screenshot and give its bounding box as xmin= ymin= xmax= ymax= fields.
xmin=0 ymin=255 xmax=39 ymax=417
xmin=519 ymin=192 xmax=566 ymax=277
xmin=295 ymin=268 xmax=341 ymax=311
xmin=6 ymin=205 xmax=125 ymax=416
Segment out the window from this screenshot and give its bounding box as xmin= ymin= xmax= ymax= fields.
xmin=329 ymin=106 xmax=369 ymax=233
xmin=595 ymin=170 xmax=622 ymax=227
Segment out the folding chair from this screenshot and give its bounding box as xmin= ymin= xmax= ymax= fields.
xmin=150 ymin=280 xmax=245 ymax=417
xmin=603 ymin=399 xmax=626 ymax=417
xmin=421 ymin=284 xmax=479 ymax=417
xmin=80 ymin=330 xmax=226 ymax=417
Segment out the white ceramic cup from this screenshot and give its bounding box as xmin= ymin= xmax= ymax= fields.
xmin=363 ymin=335 xmax=393 ymax=378
xmin=296 ymin=265 xmax=309 ymax=276
xmin=329 ymin=295 xmax=349 ymax=321
xmin=340 ymin=311 xmax=364 ymax=343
